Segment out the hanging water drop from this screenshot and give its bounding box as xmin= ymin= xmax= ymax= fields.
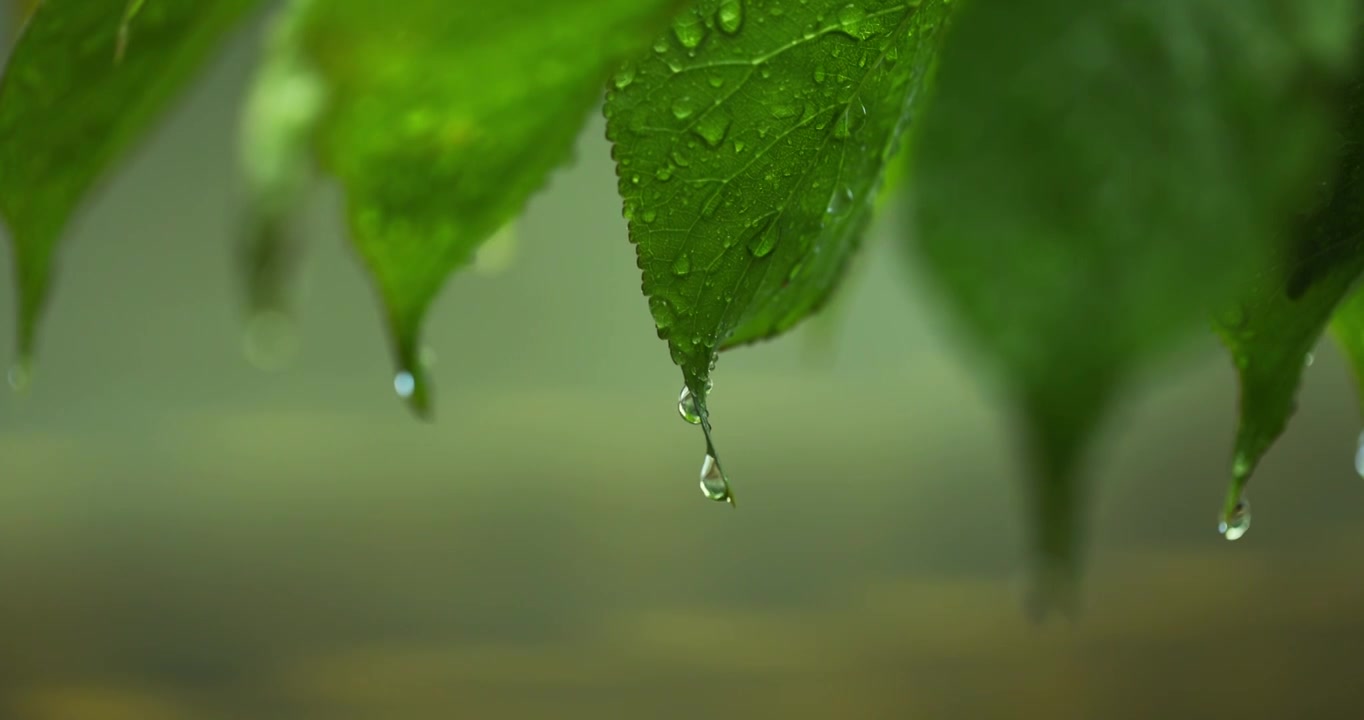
xmin=699 ymin=453 xmax=734 ymax=504
xmin=394 ymin=370 xmax=416 ymax=399
xmin=1305 ymin=352 xmax=1315 ymax=367
xmin=678 ymin=385 xmax=702 ymax=424
xmin=1218 ymin=496 xmax=1251 ymax=541
xmin=676 ymin=379 xmax=714 ymax=424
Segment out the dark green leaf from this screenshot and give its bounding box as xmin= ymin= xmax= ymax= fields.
xmin=1219 ymin=74 xmax=1364 ymax=532
xmin=906 ymin=0 xmax=1355 ymax=600
xmin=606 ymin=0 xmax=951 ymax=501
xmin=298 ymin=0 xmax=678 ymax=416
xmin=0 ymin=0 xmax=259 ymax=366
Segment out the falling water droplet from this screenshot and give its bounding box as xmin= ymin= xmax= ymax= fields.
xmin=394 ymin=370 xmax=417 ymax=399
xmin=1218 ymin=496 xmax=1251 ymax=541
xmin=717 ymin=0 xmax=743 ymax=34
xmin=699 ymin=453 xmax=733 ymax=503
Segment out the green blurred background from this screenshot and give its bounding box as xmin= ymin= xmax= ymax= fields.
xmin=4 ymin=9 xmax=1364 ymax=720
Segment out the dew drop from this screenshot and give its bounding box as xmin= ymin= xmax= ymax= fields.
xmin=699 ymin=453 xmax=733 ymax=503
xmin=747 ymin=222 xmax=780 ymax=258
xmin=826 ymin=185 xmax=854 ymax=216
xmin=672 ymin=253 xmax=692 ymax=277
xmin=694 ymin=113 xmax=730 ymax=148
xmin=613 ymin=63 xmax=636 ymax=89
xmin=671 ymin=97 xmax=696 ymax=120
xmin=1305 ymin=352 xmax=1315 ymax=367
xmin=717 ymin=0 xmax=743 ymax=34
xmin=649 ymin=295 xmax=677 ymax=331
xmin=836 ymin=4 xmax=869 ymax=38
xmin=672 ymin=12 xmax=707 ymax=49
xmin=1218 ymin=496 xmax=1251 ymax=541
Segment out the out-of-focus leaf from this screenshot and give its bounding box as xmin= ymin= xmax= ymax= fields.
xmin=606 ymin=0 xmax=951 ymax=502
xmin=0 ymin=0 xmax=259 ymax=367
xmin=1219 ymin=75 xmax=1364 ymax=533
xmin=906 ymin=0 xmax=1355 ymax=603
xmin=298 ymin=0 xmax=679 ymax=416
xmin=237 ymin=1 xmax=323 ymax=344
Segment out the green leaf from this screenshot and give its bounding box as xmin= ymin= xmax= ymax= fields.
xmin=906 ymin=0 xmax=1355 ymax=600
xmin=0 ymin=0 xmax=259 ymax=367
xmin=606 ymin=0 xmax=951 ymax=501
xmin=1219 ymin=75 xmax=1364 ymax=532
xmin=298 ymin=0 xmax=679 ymax=416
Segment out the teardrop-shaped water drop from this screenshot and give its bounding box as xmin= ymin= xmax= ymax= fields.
xmin=678 ymin=384 xmax=702 ymax=424
xmin=1218 ymin=496 xmax=1251 ymax=541
xmin=699 ymin=453 xmax=733 ymax=503
xmin=676 ymin=379 xmax=714 ymax=424
xmin=1354 ymin=430 xmax=1364 ymax=478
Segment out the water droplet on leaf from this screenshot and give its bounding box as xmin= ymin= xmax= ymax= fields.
xmin=613 ymin=63 xmax=636 ymax=89
xmin=717 ymin=0 xmax=743 ymax=34
xmin=672 ymin=12 xmax=707 ymax=49
xmin=695 ymin=113 xmax=731 ymax=148
xmin=671 ymin=97 xmax=696 ymax=120
xmin=672 ymin=254 xmax=692 ymax=276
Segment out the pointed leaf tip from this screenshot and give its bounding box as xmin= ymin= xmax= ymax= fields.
xmin=0 ymin=0 xmax=260 ymax=364
xmin=296 ymin=0 xmax=678 ymax=419
xmin=608 ymin=0 xmax=953 ymax=394
xmin=1224 ymin=71 xmax=1364 ymax=497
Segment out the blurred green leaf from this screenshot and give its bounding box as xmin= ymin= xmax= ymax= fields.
xmin=237 ymin=1 xmax=323 ymax=325
xmin=0 ymin=0 xmax=258 ymax=364
xmin=606 ymin=0 xmax=950 ymax=475
xmin=298 ymin=0 xmax=679 ymax=416
xmin=1220 ymin=76 xmax=1364 ymax=525
xmin=906 ymin=0 xmax=1355 ymax=601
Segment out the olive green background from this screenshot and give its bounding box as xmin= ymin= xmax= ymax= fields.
xmin=2 ymin=10 xmax=1364 ymax=720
